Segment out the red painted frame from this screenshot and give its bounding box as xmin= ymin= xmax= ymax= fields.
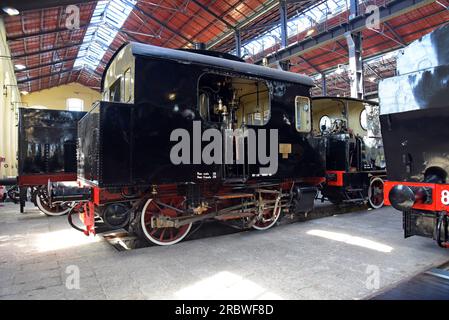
xmin=326 ymin=170 xmax=345 ymax=187
xmin=18 ymin=173 xmax=77 ymax=186
xmin=384 ymin=181 xmax=449 ymax=212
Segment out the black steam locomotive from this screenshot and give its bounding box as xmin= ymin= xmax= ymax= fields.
xmin=311 ymin=97 xmax=386 ymax=208
xmin=11 ymin=108 xmax=85 ymax=215
xmin=54 ymin=42 xmax=326 ymax=245
xmin=380 ymin=23 xmax=449 ymax=248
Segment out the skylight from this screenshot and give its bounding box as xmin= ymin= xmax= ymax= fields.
xmin=74 ymin=0 xmax=136 ymax=70
xmin=236 ymin=0 xmax=348 ymax=58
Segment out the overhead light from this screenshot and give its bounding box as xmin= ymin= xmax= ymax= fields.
xmin=15 ymin=64 xmax=26 ymax=70
xmin=306 ymin=28 xmax=316 ymax=37
xmin=2 ymin=7 xmax=20 ymax=16
xmin=20 ymin=90 xmax=29 ymax=95
xmin=368 ymin=76 xmax=376 ymax=82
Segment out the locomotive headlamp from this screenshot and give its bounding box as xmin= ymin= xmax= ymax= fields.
xmin=389 ymin=185 xmax=415 ymax=211
xmin=389 ymin=185 xmax=432 ymax=211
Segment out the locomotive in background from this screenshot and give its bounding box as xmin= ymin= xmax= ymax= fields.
xmin=52 ymin=42 xmax=326 ymax=245
xmin=380 ymin=23 xmax=449 ymax=248
xmin=1 ymin=108 xmax=85 ymax=215
xmin=311 ymin=97 xmax=385 ymax=208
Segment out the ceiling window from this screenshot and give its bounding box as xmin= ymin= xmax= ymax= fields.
xmin=67 ymin=98 xmax=84 ymax=112
xmin=232 ymin=0 xmax=348 ymax=58
xmin=74 ymin=0 xmax=137 ymax=71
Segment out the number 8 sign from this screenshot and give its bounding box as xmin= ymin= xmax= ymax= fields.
xmin=442 ymin=190 xmax=449 ymax=206
xmin=437 ymin=185 xmax=449 ymax=210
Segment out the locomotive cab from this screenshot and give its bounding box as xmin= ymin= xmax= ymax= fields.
xmin=311 ymin=97 xmax=386 ymax=208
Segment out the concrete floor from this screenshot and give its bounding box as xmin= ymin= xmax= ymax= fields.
xmin=0 ymin=201 xmax=448 ymax=300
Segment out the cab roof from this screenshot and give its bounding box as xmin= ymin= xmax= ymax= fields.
xmin=102 ymin=42 xmax=315 ymax=91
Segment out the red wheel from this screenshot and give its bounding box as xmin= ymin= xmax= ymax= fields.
xmin=368 ymin=177 xmax=384 ymax=209
xmin=139 ymin=197 xmax=192 ymax=246
xmin=252 ymin=193 xmax=282 ymax=230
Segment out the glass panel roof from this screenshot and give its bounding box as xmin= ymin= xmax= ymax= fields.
xmin=74 ymin=0 xmax=136 ymax=70
xmin=236 ymin=0 xmax=349 ymax=57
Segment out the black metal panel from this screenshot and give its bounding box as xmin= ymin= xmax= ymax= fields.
xmin=18 ymin=108 xmax=85 ymax=175
xmin=380 ymin=106 xmax=449 ymax=182
xmin=81 ymin=57 xmax=325 ymax=188
xmin=77 ymin=106 xmax=100 ymax=184
xmin=100 ymin=103 xmax=133 ymax=186
xmin=325 ymin=137 xmax=348 ymax=171
xmin=343 ymin=172 xmax=370 ymax=190
xmin=379 ymin=24 xmax=449 ymax=182
xmin=403 ymin=210 xmax=436 ymax=239
xmin=267 ymin=83 xmax=326 ymax=179
xmin=133 ymin=59 xmax=207 ymax=184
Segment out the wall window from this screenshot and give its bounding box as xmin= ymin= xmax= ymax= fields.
xmin=66 ymin=98 xmax=84 ymax=111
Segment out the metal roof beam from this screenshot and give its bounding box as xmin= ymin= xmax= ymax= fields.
xmin=299 ymin=56 xmax=323 ymax=73
xmin=384 ymin=21 xmax=406 ymax=45
xmin=257 ymin=0 xmax=434 ymax=66
xmin=207 ymin=0 xmax=280 ymax=49
xmin=129 ymin=1 xmax=195 ymax=45
xmin=15 ymin=57 xmax=79 ymax=73
xmin=7 ymin=23 xmax=94 ymax=42
xmin=17 ymin=68 xmax=73 ymax=84
xmin=18 ymin=68 xmax=101 ymax=85
xmin=11 ymin=42 xmax=83 ymax=59
xmin=190 ymin=0 xmax=234 ymax=29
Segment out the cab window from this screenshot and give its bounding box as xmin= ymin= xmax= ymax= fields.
xmin=295 ymin=96 xmax=311 ymax=132
xmin=109 ymin=77 xmax=122 ymax=102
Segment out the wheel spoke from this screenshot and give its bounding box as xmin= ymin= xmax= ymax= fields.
xmin=153 ymin=202 xmax=162 ymax=212
xmin=159 ymin=228 xmax=166 ymax=241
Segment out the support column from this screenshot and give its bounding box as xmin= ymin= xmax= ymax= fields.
xmin=279 ymin=0 xmax=289 ymax=71
xmin=279 ymin=0 xmax=288 ymax=48
xmin=235 ymin=29 xmax=241 ymax=58
xmin=349 ymin=0 xmax=359 ymax=20
xmin=345 ymin=31 xmax=364 ymax=99
xmin=321 ymin=73 xmax=327 ymax=96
